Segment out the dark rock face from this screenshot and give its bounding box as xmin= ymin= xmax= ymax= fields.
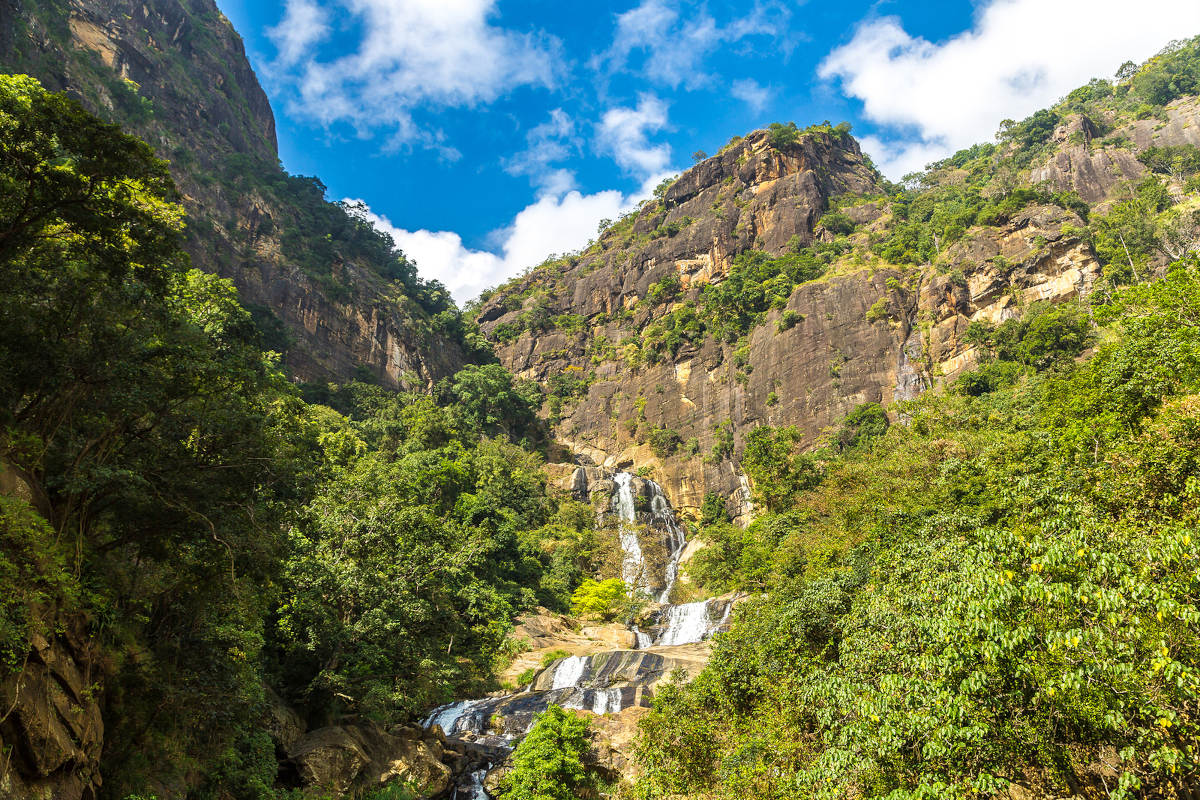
xmin=479 ymin=132 xmax=1102 ymax=518
xmin=0 ymin=618 xmax=104 ymax=800
xmin=1 ymin=0 xmax=467 ymax=388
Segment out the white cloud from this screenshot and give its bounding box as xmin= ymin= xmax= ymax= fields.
xmin=503 ymin=109 xmax=581 ymax=193
xmin=594 ymin=0 xmax=787 ymax=89
xmin=348 ymin=185 xmax=646 ymax=303
xmin=266 ymin=0 xmax=328 ymax=66
xmin=730 ymin=78 xmax=771 ymax=113
xmin=267 ymin=0 xmax=560 ymax=145
xmin=596 ymin=95 xmax=672 ymax=177
xmin=820 ymin=0 xmax=1200 ymax=178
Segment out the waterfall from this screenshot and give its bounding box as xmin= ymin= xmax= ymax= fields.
xmin=592 ymin=687 xmax=624 ymax=715
xmin=648 ymin=597 xmax=735 ymax=647
xmin=612 ymin=473 xmax=646 ymax=593
xmin=631 ymin=625 xmax=653 ymax=650
xmin=551 ymin=655 xmax=587 ymax=690
xmin=452 ymin=768 xmax=489 ymax=800
xmin=424 ymin=698 xmax=492 ymax=737
xmin=610 ymin=471 xmax=687 ymax=602
xmin=647 ymin=482 xmax=687 ymax=603
xmin=655 ymin=600 xmax=712 ymax=647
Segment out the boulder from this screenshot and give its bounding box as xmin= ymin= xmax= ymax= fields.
xmin=287 ymin=722 xmax=451 ymax=798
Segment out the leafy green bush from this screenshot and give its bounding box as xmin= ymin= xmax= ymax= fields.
xmin=835 ymin=402 xmax=890 ymax=450
xmin=818 ymin=210 xmax=856 ymax=235
xmin=498 ymin=705 xmax=596 ymax=800
xmin=570 ymin=578 xmax=627 ymax=620
xmin=767 ymin=121 xmax=800 ymax=149
xmin=648 ymin=426 xmax=683 ymax=458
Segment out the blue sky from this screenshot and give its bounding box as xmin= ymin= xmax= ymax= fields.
xmin=214 ymin=0 xmax=1200 ymax=301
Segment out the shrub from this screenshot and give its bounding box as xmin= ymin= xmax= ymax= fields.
xmin=570 ymin=579 xmax=626 ymax=619
xmin=776 ymin=309 xmax=801 ymax=332
xmin=648 ymin=426 xmax=684 ymax=459
xmin=499 ymin=705 xmax=596 ymax=800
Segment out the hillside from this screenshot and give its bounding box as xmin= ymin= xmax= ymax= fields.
xmin=476 ymin=57 xmax=1200 ymax=521
xmin=1 ymin=8 xmax=1200 ymax=800
xmin=0 ymin=0 xmax=483 ymax=387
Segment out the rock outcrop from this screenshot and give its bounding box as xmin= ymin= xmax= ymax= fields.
xmin=1 ymin=0 xmax=468 ymax=388
xmin=0 ymin=618 xmax=104 ymax=800
xmin=478 ymin=128 xmax=1102 ymax=518
xmin=287 ymin=722 xmax=453 ymax=798
xmin=1030 ymin=98 xmax=1200 ymax=203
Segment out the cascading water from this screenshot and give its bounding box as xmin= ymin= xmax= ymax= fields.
xmin=655 ymin=600 xmax=712 ymax=647
xmin=652 ymin=598 xmax=734 ymax=647
xmin=611 ymin=472 xmax=646 ymax=593
xmin=648 ymin=486 xmax=687 ymax=603
xmin=452 ymin=768 xmax=489 ymax=800
xmin=551 ymin=655 xmax=587 ymax=690
xmin=610 ymin=471 xmax=687 ymax=602
xmin=424 ymin=698 xmax=493 ymax=737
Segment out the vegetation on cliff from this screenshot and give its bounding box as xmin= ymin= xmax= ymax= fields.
xmin=633 ymin=257 xmax=1200 ymax=798
xmin=0 ymin=75 xmax=597 ymax=798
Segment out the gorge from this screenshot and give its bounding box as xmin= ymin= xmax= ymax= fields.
xmin=1 ymin=2 xmax=1200 ymax=799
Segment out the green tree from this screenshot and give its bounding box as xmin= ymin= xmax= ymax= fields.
xmin=0 ymin=74 xmax=305 ymax=793
xmin=570 ymin=578 xmax=627 ymax=620
xmin=499 ymin=705 xmax=596 ymax=800
xmin=443 ymin=363 xmax=544 ymax=440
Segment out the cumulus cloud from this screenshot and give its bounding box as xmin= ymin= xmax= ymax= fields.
xmin=266 ymin=0 xmax=328 ymax=66
xmin=820 ymin=0 xmax=1200 ymax=178
xmin=596 ymin=95 xmax=672 ymax=177
xmin=267 ymin=0 xmax=560 ymax=145
xmin=594 ymin=0 xmax=788 ymax=89
xmin=349 ymin=185 xmax=644 ymax=303
xmin=730 ymin=78 xmax=771 ymax=113
xmin=503 ymin=109 xmax=581 ymax=193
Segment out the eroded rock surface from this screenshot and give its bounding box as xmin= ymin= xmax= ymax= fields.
xmin=287 ymin=722 xmax=452 ymax=798
xmin=1030 ymin=99 xmax=1200 ymax=203
xmin=0 ymin=618 xmax=104 ymax=800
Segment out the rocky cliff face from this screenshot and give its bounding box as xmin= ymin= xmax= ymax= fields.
xmin=0 ymin=619 xmax=104 ymax=800
xmin=1030 ymin=96 xmax=1200 ymax=203
xmin=479 ymin=131 xmax=1102 ymax=519
xmin=0 ymin=0 xmax=468 ymax=388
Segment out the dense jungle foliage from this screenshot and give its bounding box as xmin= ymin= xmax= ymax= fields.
xmin=5 ymin=29 xmax=1200 ymax=800
xmin=633 ymin=253 xmax=1200 ymax=797
xmin=0 ymin=75 xmax=599 ymax=798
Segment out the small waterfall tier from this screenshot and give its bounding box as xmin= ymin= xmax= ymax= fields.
xmin=605 ymin=471 xmax=687 ymax=602
xmin=642 ymin=596 xmax=735 ymax=647
xmin=423 ymin=648 xmax=704 ymax=743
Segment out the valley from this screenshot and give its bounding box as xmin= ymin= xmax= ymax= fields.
xmin=1 ymin=2 xmax=1199 ymax=799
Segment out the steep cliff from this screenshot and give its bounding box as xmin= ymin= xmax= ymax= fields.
xmin=478 ymin=126 xmax=1104 ymax=519
xmin=0 ymin=0 xmax=472 ymax=387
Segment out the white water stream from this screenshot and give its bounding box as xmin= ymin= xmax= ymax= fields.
xmin=423 ymin=468 xmax=731 ymax=795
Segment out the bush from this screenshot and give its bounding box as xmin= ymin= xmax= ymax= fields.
xmin=570 ymin=578 xmax=626 ymax=620
xmin=499 ymin=705 xmax=596 ymax=800
xmin=819 ymin=210 xmax=856 ymax=236
xmin=835 ymin=402 xmax=889 ymax=450
xmin=767 ymin=121 xmax=800 ymax=149
xmin=648 ymin=426 xmax=683 ymax=459
xmin=776 ymin=309 xmax=801 ymax=332
xmin=865 ymin=298 xmax=888 ymax=323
